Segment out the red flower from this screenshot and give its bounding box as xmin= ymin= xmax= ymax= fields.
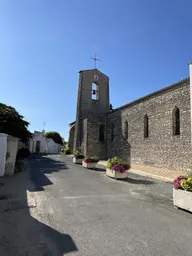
xmin=83 ymin=158 xmax=92 ymax=163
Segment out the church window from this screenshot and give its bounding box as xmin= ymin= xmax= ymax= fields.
xmin=92 ymin=83 xmax=99 ymax=100
xmin=80 ymin=123 xmax=84 ymax=142
xmin=172 ymin=106 xmax=180 ymax=135
xmin=111 ymin=124 xmax=114 ymax=141
xmin=99 ymin=124 xmax=105 ymax=141
xmin=94 ymin=74 xmax=99 ymax=81
xmin=144 ymin=114 xmax=149 ymax=138
xmin=124 ymin=120 xmax=128 ymax=139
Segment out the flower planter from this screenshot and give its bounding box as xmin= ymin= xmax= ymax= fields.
xmin=106 ymin=168 xmax=127 ymax=179
xmin=73 ymin=157 xmax=83 ymax=164
xmin=82 ymin=161 xmax=97 ymax=169
xmin=173 ymin=188 xmax=192 ymax=212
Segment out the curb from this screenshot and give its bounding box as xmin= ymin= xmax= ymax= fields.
xmin=96 ymin=163 xmax=173 ymax=183
xmin=129 ymin=169 xmax=173 ymax=183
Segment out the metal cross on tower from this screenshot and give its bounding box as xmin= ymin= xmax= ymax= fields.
xmin=91 ymin=53 xmax=100 ymax=69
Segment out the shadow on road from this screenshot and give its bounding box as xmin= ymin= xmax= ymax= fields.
xmin=29 ymin=155 xmax=69 ymax=191
xmin=88 ymin=167 xmax=106 ymax=172
xmin=125 ymin=177 xmax=155 ymax=185
xmin=0 ymin=155 xmax=78 ymax=256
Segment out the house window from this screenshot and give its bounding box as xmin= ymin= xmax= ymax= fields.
xmin=99 ymin=124 xmax=105 ymax=141
xmin=124 ymin=120 xmax=128 ymax=139
xmin=111 ymin=124 xmax=114 ymax=141
xmin=173 ymin=106 xmax=180 ymax=135
xmin=144 ymin=114 xmax=149 ymax=138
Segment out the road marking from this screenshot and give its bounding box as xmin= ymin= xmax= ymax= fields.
xmin=62 ymin=194 xmax=130 ymax=199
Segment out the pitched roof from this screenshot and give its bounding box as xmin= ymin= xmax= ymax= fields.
xmin=79 ymin=69 xmax=109 ymax=79
xmin=69 ymin=121 xmax=75 ymax=126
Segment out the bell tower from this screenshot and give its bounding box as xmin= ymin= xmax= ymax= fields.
xmin=73 ymin=68 xmax=110 ymax=157
xmin=76 ymin=69 xmax=109 ymax=118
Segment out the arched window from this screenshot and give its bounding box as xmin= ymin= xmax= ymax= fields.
xmin=111 ymin=124 xmax=114 ymax=141
xmin=144 ymin=114 xmax=149 ymax=138
xmin=172 ymin=106 xmax=180 ymax=135
xmin=124 ymin=120 xmax=128 ymax=139
xmin=92 ymin=83 xmax=99 ymax=100
xmin=99 ymin=124 xmax=105 ymax=141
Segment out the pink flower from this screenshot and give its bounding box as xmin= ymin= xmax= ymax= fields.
xmin=112 ymin=164 xmax=128 ymax=173
xmin=173 ymin=176 xmax=186 ymax=189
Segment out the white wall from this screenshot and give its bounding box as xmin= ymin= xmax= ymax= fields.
xmin=5 ymin=136 xmax=18 ymax=175
xmin=0 ymin=133 xmax=19 ymax=176
xmin=18 ymin=140 xmax=28 ymax=150
xmin=47 ymin=139 xmax=61 ymax=154
xmin=29 ymin=131 xmax=47 ymax=153
xmin=29 ymin=131 xmax=62 ymax=154
xmin=0 ymin=133 xmax=8 ymax=176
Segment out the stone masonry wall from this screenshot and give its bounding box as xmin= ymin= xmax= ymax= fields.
xmin=82 ymin=118 xmax=88 ymax=156
xmin=74 ymin=69 xmax=109 ymax=152
xmin=86 ymin=115 xmax=107 ymax=159
xmin=107 ymin=79 xmax=191 ymax=171
xmin=68 ymin=125 xmax=75 ymax=153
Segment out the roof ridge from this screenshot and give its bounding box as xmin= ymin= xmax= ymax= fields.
xmin=109 ymin=77 xmax=189 ymax=113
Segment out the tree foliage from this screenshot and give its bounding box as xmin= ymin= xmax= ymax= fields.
xmin=0 ymin=103 xmax=31 ymax=142
xmin=45 ymin=131 xmax=63 ymax=145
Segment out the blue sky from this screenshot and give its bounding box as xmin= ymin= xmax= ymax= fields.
xmin=1 ymin=0 xmax=192 ymax=140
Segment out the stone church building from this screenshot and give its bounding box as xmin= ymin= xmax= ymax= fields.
xmin=69 ymin=64 xmax=192 ymax=171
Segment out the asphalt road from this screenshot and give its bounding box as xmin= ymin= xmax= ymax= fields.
xmin=27 ymin=154 xmax=192 ymax=256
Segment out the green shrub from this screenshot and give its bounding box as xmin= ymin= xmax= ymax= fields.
xmin=107 ymin=156 xmax=130 ymax=170
xmin=74 ymin=150 xmax=84 ymax=159
xmin=64 ymin=148 xmax=71 ymax=155
xmin=174 ymin=175 xmax=192 ymax=191
xmin=90 ymin=156 xmax=99 ymax=163
xmin=181 ymin=176 xmax=192 ymax=191
xmin=84 ymin=156 xmax=99 ymax=163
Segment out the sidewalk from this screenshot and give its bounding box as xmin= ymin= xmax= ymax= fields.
xmin=97 ymin=161 xmax=184 ymax=183
xmin=0 ymin=160 xmax=35 ymax=211
xmin=65 ymin=154 xmax=184 ymax=182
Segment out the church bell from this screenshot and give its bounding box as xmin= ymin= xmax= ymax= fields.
xmin=92 ymin=90 xmax=96 ymax=95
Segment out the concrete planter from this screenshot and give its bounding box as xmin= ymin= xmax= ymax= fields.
xmin=82 ymin=161 xmax=97 ymax=169
xmin=73 ymin=157 xmax=83 ymax=164
xmin=106 ymin=168 xmax=127 ymax=179
xmin=173 ymin=188 xmax=192 ymax=212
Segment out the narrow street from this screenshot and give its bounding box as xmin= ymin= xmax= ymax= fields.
xmin=28 ymin=154 xmax=192 ymax=256
xmin=1 ymin=154 xmax=192 ymax=256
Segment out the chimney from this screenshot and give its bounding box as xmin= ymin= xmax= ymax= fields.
xmin=189 ymin=62 xmax=192 ymax=145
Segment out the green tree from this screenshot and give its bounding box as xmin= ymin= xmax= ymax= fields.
xmin=45 ymin=131 xmax=63 ymax=145
xmin=0 ymin=103 xmax=31 ymax=142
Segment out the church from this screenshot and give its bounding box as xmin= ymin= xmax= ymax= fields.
xmin=69 ymin=63 xmax=192 ymax=171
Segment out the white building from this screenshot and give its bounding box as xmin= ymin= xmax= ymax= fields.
xmin=0 ymin=133 xmax=19 ymax=176
xmin=29 ymin=131 xmax=62 ymax=154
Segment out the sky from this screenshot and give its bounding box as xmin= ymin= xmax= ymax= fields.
xmin=1 ymin=0 xmax=192 ymax=140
